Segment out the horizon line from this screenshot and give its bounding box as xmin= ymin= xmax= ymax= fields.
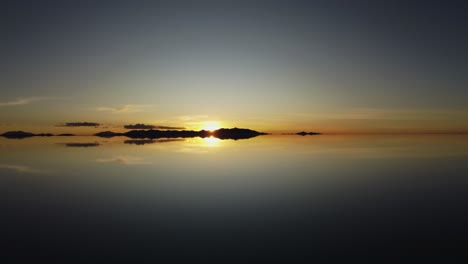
xmin=2 ymin=128 xmax=468 ymax=137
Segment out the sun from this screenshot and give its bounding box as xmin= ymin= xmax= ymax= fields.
xmin=202 ymin=121 xmax=221 ymax=132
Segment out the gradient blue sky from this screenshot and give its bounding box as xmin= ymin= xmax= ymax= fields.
xmin=2 ymin=0 xmax=468 ymax=133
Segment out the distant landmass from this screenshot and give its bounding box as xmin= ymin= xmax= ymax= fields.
xmin=296 ymin=131 xmax=322 ymax=136
xmin=1 ymin=131 xmax=54 ymax=139
xmin=0 ymin=128 xmax=274 ymax=140
xmin=96 ymin=128 xmax=267 ymax=140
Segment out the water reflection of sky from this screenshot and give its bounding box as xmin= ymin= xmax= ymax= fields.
xmin=2 ymin=135 xmax=468 ymax=183
xmin=2 ymin=135 xmax=468 ymax=258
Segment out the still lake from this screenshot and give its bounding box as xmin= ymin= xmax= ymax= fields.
xmin=1 ymin=135 xmax=468 ymax=260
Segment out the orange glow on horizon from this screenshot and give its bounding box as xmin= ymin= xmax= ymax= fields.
xmin=201 ymin=121 xmax=221 ymax=131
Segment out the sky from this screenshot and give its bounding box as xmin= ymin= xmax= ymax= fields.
xmin=1 ymin=0 xmax=468 ymax=134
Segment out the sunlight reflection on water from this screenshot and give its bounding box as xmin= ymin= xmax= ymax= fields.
xmin=1 ymin=135 xmax=468 ymax=258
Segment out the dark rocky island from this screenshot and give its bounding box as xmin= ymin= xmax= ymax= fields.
xmin=297 ymin=131 xmax=322 ymax=136
xmin=1 ymin=128 xmax=267 ymax=140
xmin=211 ymin=128 xmax=267 ymax=140
xmin=1 ymin=131 xmax=54 ymax=139
xmin=96 ymin=128 xmax=267 ymax=140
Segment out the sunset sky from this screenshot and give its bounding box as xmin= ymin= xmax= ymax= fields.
xmin=2 ymin=0 xmax=468 ymax=134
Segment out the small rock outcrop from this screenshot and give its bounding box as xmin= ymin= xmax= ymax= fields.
xmin=297 ymin=131 xmax=322 ymax=136
xmin=1 ymin=131 xmax=38 ymax=139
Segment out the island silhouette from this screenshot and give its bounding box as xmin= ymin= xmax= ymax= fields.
xmin=1 ymin=128 xmax=321 ymax=140
xmin=1 ymin=131 xmax=54 ymax=139
xmin=95 ymin=128 xmax=267 ymax=140
xmin=296 ymin=131 xmax=322 ymax=136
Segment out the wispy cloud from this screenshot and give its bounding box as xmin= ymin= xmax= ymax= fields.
xmin=96 ymin=156 xmax=150 ymax=165
xmin=157 ymin=126 xmax=186 ymax=130
xmin=124 ymin=123 xmax=156 ymax=129
xmin=0 ymin=97 xmax=50 ymax=107
xmin=55 ymin=122 xmax=101 ymax=127
xmin=0 ymin=164 xmax=43 ymax=174
xmin=176 ymin=115 xmax=209 ymax=121
xmin=293 ymin=108 xmax=468 ymax=121
xmin=97 ymin=104 xmax=152 ymax=113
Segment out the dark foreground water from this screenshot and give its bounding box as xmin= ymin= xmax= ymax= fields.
xmin=1 ymin=135 xmax=468 ymax=261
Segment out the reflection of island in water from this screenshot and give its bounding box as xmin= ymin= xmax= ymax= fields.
xmin=96 ymin=128 xmax=267 ymax=140
xmin=124 ymin=139 xmax=185 ymax=145
xmin=62 ymin=143 xmax=100 ymax=148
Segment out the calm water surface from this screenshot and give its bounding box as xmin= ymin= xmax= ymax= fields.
xmin=1 ymin=135 xmax=468 ymax=260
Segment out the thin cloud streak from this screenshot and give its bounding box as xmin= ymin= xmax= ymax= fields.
xmin=0 ymin=97 xmax=51 ymax=107
xmin=293 ymin=108 xmax=468 ymax=121
xmin=176 ymin=115 xmax=209 ymax=121
xmin=156 ymin=126 xmax=186 ymax=130
xmin=97 ymin=104 xmax=153 ymax=113
xmin=124 ymin=124 xmax=156 ymax=129
xmin=55 ymin=122 xmax=101 ymax=127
